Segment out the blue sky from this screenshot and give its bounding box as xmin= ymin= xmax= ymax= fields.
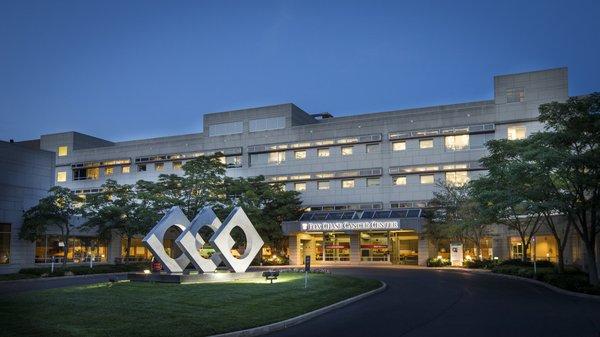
xmin=1 ymin=0 xmax=599 ymax=142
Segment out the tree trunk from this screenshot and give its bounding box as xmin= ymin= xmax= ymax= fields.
xmin=475 ymin=241 xmax=483 ymax=260
xmin=126 ymin=236 xmax=132 ymax=262
xmin=585 ymin=245 xmax=599 ymax=286
xmin=556 ymin=247 xmax=565 ymax=274
xmin=62 ymin=233 xmax=69 ymax=268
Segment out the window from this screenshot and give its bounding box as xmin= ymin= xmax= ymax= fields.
xmin=393 ymin=176 xmax=407 ymax=186
xmin=419 ymin=139 xmax=434 ymax=149
xmin=342 ymin=179 xmax=355 ymax=189
xmin=56 ymin=171 xmax=67 ymax=182
xmin=122 ymin=165 xmax=130 ymax=174
xmin=155 ymin=163 xmax=164 ymax=171
xmin=420 ymin=174 xmax=435 ymax=184
xmin=446 ymin=171 xmax=469 ymax=186
xmin=507 ymin=126 xmax=526 ymax=140
xmin=268 ymin=151 xmax=286 ymax=165
xmin=294 ymin=182 xmax=307 ymax=191
xmin=57 ymin=146 xmax=68 ymax=157
xmin=506 ymin=87 xmax=525 ymax=103
xmin=138 ymin=164 xmax=147 ymax=172
xmin=341 ymin=146 xmax=353 ymax=156
xmin=249 ymin=117 xmax=285 ymax=132
xmin=225 ymin=156 xmax=242 ymax=168
xmin=392 ymin=141 xmax=406 ymax=151
xmin=317 ymin=181 xmax=330 ymax=190
xmin=318 ymin=148 xmax=330 ymax=157
xmin=294 ymin=150 xmax=307 ymax=160
xmin=208 ymin=121 xmax=244 ymax=137
xmin=0 ymin=224 xmax=10 ymax=264
xmin=366 ymin=143 xmax=380 ymax=154
xmin=105 ymin=167 xmax=114 ymax=176
xmin=445 ymin=134 xmax=469 ymax=151
xmin=366 ymin=177 xmax=380 ymax=187
xmin=173 ymin=161 xmax=183 ymax=170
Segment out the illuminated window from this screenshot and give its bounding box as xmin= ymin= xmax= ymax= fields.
xmin=342 ymin=179 xmax=355 ymax=189
xmin=366 ymin=143 xmax=379 ymax=153
xmin=507 ymin=126 xmax=526 ymax=140
xmin=56 ymin=171 xmax=67 ymax=182
xmin=446 ymin=171 xmax=470 ymax=186
xmin=122 ymin=165 xmax=130 ymax=174
xmin=366 ymin=177 xmax=380 ymax=187
xmin=138 ymin=164 xmax=147 ymax=172
xmin=419 ymin=139 xmax=434 ymax=149
xmin=506 ymin=88 xmax=525 ymax=103
xmin=0 ymin=224 xmax=11 ymax=264
xmin=225 ymin=156 xmax=242 ymax=168
xmin=155 ymin=163 xmax=164 ymax=171
xmin=294 ymin=150 xmax=307 ymax=160
xmin=420 ymin=174 xmax=434 ymax=184
xmin=268 ymin=151 xmax=286 ymax=165
xmin=105 ymin=167 xmax=114 ymax=176
xmin=87 ymin=168 xmax=99 ymax=180
xmin=392 ymin=141 xmax=406 ymax=151
xmin=341 ymin=146 xmax=353 ymax=156
xmin=318 ymin=148 xmax=330 ymax=157
xmin=393 ymin=176 xmax=407 ymax=186
xmin=445 ymin=135 xmax=469 ymax=151
xmin=57 ymin=146 xmax=68 ymax=157
xmin=294 ymin=182 xmax=306 ymax=191
xmin=173 ymin=161 xmax=183 ymax=170
xmin=317 ymin=181 xmax=330 ymax=190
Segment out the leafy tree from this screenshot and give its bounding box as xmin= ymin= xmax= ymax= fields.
xmin=83 ymin=180 xmax=159 ymax=261
xmin=220 ymin=176 xmax=304 ymax=255
xmin=471 ymin=139 xmax=545 ymax=262
xmin=20 ymin=186 xmax=83 ymax=268
xmin=148 ymin=155 xmax=227 ymax=218
xmin=537 ymin=94 xmax=600 ymax=284
xmin=427 ymin=182 xmax=491 ymax=260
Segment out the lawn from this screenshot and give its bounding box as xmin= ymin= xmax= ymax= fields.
xmin=0 ymin=272 xmax=381 ymax=337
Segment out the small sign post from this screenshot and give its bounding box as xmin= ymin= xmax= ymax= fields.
xmin=304 ymin=255 xmax=311 ymax=289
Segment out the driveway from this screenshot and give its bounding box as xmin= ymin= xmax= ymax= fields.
xmin=268 ymin=266 xmax=600 ymax=337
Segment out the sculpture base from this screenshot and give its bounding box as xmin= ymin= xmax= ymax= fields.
xmin=127 ymin=271 xmax=263 ymax=284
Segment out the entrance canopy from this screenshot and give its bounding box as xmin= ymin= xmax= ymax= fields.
xmin=281 ymin=209 xmax=424 ymax=235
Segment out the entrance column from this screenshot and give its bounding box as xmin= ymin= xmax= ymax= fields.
xmin=350 ymin=233 xmax=361 ymax=264
xmin=418 ymin=235 xmax=434 ymax=266
xmin=288 ymin=235 xmax=300 ymax=265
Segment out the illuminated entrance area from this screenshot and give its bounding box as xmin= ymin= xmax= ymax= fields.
xmin=293 ymin=230 xmax=419 ymax=265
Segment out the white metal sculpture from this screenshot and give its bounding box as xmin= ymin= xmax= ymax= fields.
xmin=210 ymin=207 xmax=265 ymax=273
xmin=143 ymin=206 xmax=264 ymax=274
xmin=142 ymin=206 xmax=191 ymax=273
xmin=175 ymin=207 xmax=223 ymax=273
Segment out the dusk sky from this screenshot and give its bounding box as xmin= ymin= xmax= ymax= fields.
xmin=1 ymin=0 xmax=599 ymax=142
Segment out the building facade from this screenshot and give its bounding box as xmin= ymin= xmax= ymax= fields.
xmin=3 ymin=67 xmax=592 ymax=272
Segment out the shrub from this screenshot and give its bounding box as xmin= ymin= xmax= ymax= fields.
xmin=426 ymin=257 xmax=450 ymax=267
xmin=498 ymin=259 xmax=555 ymax=268
xmin=463 ymin=259 xmax=499 ymax=269
xmin=19 ymin=262 xmax=148 ymax=277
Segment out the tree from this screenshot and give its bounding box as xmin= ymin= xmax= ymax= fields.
xmin=83 ymin=180 xmax=159 ymax=261
xmin=149 ymin=155 xmax=227 ymax=218
xmin=518 ymin=133 xmax=573 ymax=273
xmin=220 ymin=176 xmax=304 ymax=255
xmin=537 ymin=94 xmax=600 ymax=285
xmin=427 ymin=181 xmax=491 ymax=260
xmin=471 ymin=139 xmax=545 ymax=262
xmin=20 ymin=186 xmax=83 ymax=268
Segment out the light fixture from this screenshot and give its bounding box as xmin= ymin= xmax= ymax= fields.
xmin=143 ymin=269 xmax=151 ymax=274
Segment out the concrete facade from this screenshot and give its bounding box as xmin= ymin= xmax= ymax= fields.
xmin=4 ymin=67 xmax=592 ymax=269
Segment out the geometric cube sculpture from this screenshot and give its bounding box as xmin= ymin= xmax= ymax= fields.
xmin=142 ymin=206 xmax=191 ymax=273
xmin=209 ymin=207 xmax=264 ymax=273
xmin=175 ymin=206 xmax=223 ymax=273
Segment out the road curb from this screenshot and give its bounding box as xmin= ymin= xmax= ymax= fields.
xmin=439 ymin=267 xmax=600 ymax=301
xmin=0 ymin=272 xmax=130 ymax=283
xmin=210 ymin=280 xmax=387 ymax=337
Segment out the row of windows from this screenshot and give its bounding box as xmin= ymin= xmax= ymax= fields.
xmin=289 ymin=171 xmax=470 ymax=191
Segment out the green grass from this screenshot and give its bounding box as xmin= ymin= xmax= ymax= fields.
xmin=0 ymin=273 xmax=380 ymax=337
